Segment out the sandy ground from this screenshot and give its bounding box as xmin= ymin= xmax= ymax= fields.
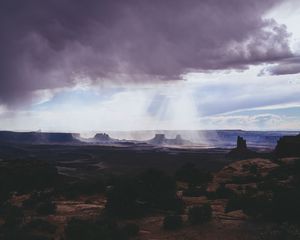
xmin=134 ymin=198 xmax=254 ymax=240
xmin=7 ymin=156 xmax=284 ymax=239
xmin=9 ymin=192 xmax=259 ymax=240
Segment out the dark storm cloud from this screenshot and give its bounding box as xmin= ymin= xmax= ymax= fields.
xmin=0 ymin=0 xmax=293 ymax=105
xmin=263 ymin=56 xmax=300 ymax=75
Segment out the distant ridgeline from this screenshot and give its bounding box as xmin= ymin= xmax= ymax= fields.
xmin=90 ymin=133 xmax=192 ymax=146
xmin=0 ymin=131 xmax=79 ymax=144
xmin=275 ymin=133 xmax=300 ymax=157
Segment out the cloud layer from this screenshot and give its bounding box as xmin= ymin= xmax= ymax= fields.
xmin=0 ymin=0 xmax=293 ymax=105
xmin=1 ymin=67 xmax=300 ymax=132
xmin=263 ymin=56 xmax=300 ymax=75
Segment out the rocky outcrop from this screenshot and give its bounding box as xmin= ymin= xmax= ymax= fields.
xmin=275 ymin=134 xmax=300 ymax=157
xmin=227 ymin=136 xmax=257 ymax=159
xmin=173 ymin=134 xmax=186 ymax=145
xmin=94 ymin=133 xmax=112 ymax=142
xmin=237 ymin=136 xmax=247 ymax=150
xmin=148 ymin=134 xmax=191 ymax=145
xmin=207 ymin=158 xmax=280 ymax=193
xmin=149 ymin=134 xmax=166 ymax=144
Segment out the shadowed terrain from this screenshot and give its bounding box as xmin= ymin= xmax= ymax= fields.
xmin=0 ymin=131 xmax=300 ymax=240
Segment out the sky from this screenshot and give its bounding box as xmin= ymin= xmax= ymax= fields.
xmin=0 ymin=0 xmax=300 ymax=132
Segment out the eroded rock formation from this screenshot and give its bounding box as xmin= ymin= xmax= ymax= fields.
xmin=275 ymin=134 xmax=300 ymax=157
xmin=227 ymin=136 xmax=257 ymax=159
xmin=148 ymin=134 xmax=191 ymax=145
xmin=94 ymin=133 xmax=112 ymax=142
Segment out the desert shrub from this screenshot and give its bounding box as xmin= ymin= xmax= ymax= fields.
xmin=24 ymin=219 xmax=57 ymax=233
xmin=22 ymin=191 xmax=53 ymax=210
xmin=216 ymin=183 xmax=234 ymax=198
xmin=21 ymin=235 xmax=51 ymax=240
xmin=163 ymin=215 xmax=183 ymax=230
xmin=183 ymin=186 xmax=206 ymax=197
xmin=65 ymin=218 xmax=125 ymax=240
xmin=225 ymin=194 xmax=244 ymax=213
xmin=105 ymin=169 xmax=183 ymax=218
xmin=242 ymin=194 xmax=271 ymax=218
xmin=0 ymin=230 xmax=51 ymax=240
xmin=121 ymin=223 xmax=139 ymax=237
xmin=168 ymin=197 xmax=185 ymax=214
xmin=244 ymin=185 xmax=257 ymax=195
xmin=257 ymin=223 xmax=300 ymax=240
xmin=175 ymin=163 xmax=212 ymax=186
xmin=0 ymin=160 xmax=58 ymax=195
xmin=270 ymin=188 xmax=300 ymax=222
xmin=188 ymin=204 xmax=212 ymax=224
xmin=225 ymin=192 xmax=271 ymax=218
xmin=105 ymin=177 xmax=143 ymax=218
xmin=231 ymin=175 xmax=259 ymax=184
xmin=249 ymin=164 xmax=258 ymax=175
xmin=65 ymin=218 xmax=101 ymax=240
xmin=293 ymin=159 xmax=300 ymax=178
xmin=267 ymin=165 xmax=292 ymax=181
xmin=0 ymin=204 xmax=24 ymax=229
xmin=137 ymin=169 xmax=179 ymax=210
xmin=208 ymin=183 xmax=234 ymax=199
xmin=257 ymin=179 xmax=280 ymax=191
xmin=36 ymin=201 xmax=56 ymax=215
xmin=226 ymin=186 xmax=300 ymax=222
xmin=0 ymin=191 xmax=10 ymax=206
xmin=22 ymin=197 xmax=37 ymax=209
xmin=59 ymin=177 xmax=106 ymax=199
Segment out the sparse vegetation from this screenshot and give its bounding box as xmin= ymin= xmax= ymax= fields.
xmin=24 ymin=219 xmax=57 ymax=234
xmin=0 ymin=160 xmax=58 ymax=195
xmin=271 ymin=188 xmax=300 ymax=222
xmin=105 ymin=176 xmax=143 ymax=218
xmin=214 ymin=183 xmax=234 ymax=199
xmin=0 ymin=204 xmax=24 ymax=229
xmin=249 ymin=164 xmax=258 ymax=175
xmin=257 ymin=223 xmax=300 ymax=240
xmin=1 ymin=138 xmax=300 ymax=239
xmin=65 ymin=218 xmax=127 ymax=240
xmin=163 ymin=215 xmax=183 ymax=230
xmin=105 ymin=169 xmax=184 ymax=218
xmin=183 ymin=185 xmax=206 ymax=197
xmin=226 ymin=192 xmax=272 ymax=218
xmin=175 ymin=163 xmax=212 ymax=187
xmin=120 ymin=223 xmax=139 ymax=237
xmin=58 ymin=177 xmax=106 ymax=199
xmin=36 ymin=200 xmax=56 ymax=215
xmin=188 ymin=204 xmax=212 ymax=224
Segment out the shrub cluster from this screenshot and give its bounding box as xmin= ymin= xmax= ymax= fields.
xmin=175 ymin=163 xmax=212 ymax=186
xmin=105 ymin=169 xmax=184 ymax=218
xmin=65 ymin=218 xmax=139 ymax=240
xmin=0 ymin=160 xmax=58 ymax=196
xmin=163 ymin=215 xmax=183 ymax=230
xmin=188 ymin=204 xmax=212 ymax=224
xmin=36 ymin=200 xmax=56 ymax=216
xmin=57 ymin=177 xmax=106 ymax=199
xmin=22 ymin=192 xmax=56 ymax=216
xmin=257 ymin=223 xmax=300 ymax=240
